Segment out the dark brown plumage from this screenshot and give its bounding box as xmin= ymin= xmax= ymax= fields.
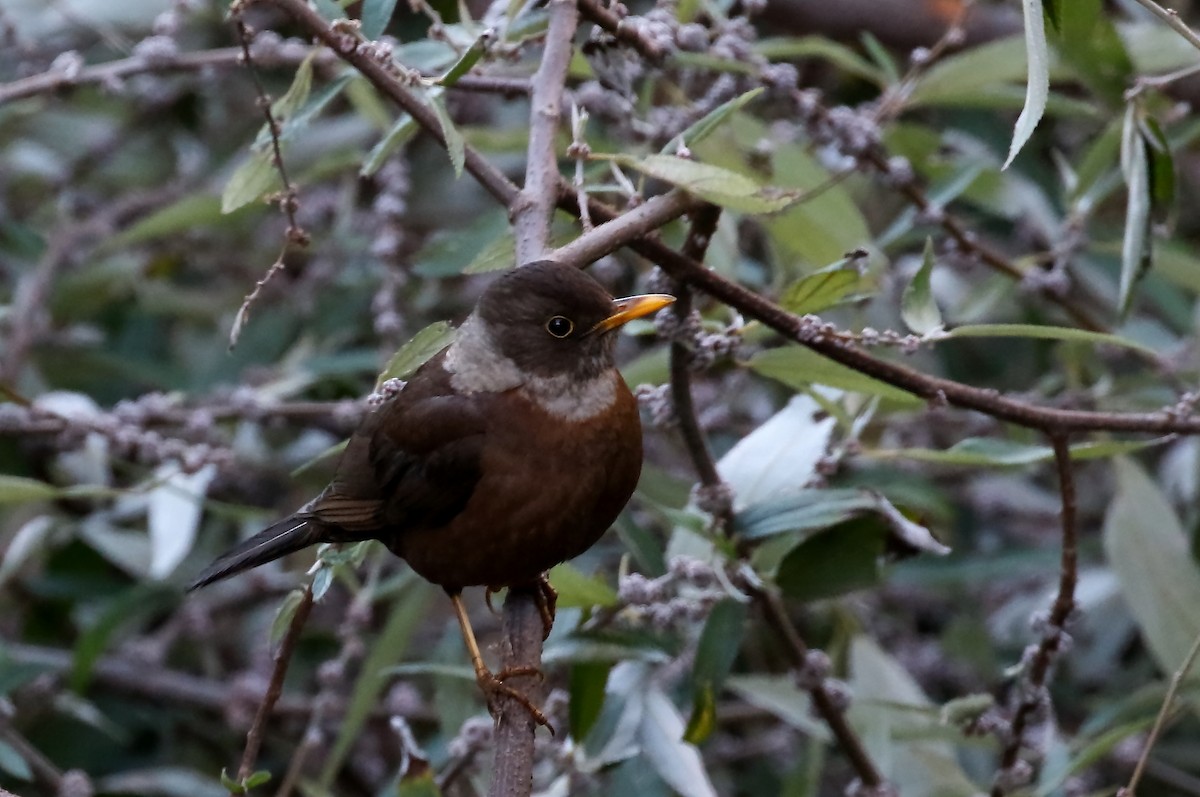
xmin=189 ymin=260 xmax=674 ymax=726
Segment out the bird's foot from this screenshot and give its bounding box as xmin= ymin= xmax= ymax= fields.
xmin=534 ymin=574 xmax=557 ymax=640
xmin=477 ymin=666 xmax=553 ymax=733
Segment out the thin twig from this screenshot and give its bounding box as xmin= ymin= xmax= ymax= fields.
xmin=576 ymin=0 xmax=664 ymax=63
xmin=0 ymin=717 xmax=64 ymax=793
xmin=1128 ymin=0 xmax=1200 ymax=53
xmin=990 ymin=433 xmax=1078 ymax=796
xmin=1121 ymin=630 xmax=1200 ymax=796
xmin=228 ymin=17 xmax=310 ymax=350
xmin=234 ymin=585 xmax=315 ymax=791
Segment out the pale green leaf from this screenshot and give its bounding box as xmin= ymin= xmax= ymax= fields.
xmin=1104 ymin=458 xmax=1200 ymax=673
xmin=221 ymin=151 xmax=279 ymax=214
xmin=593 ymin=153 xmax=800 ymax=214
xmin=0 ymin=475 xmax=58 ymax=504
xmin=361 ymin=0 xmax=399 ymax=38
xmin=780 ymin=266 xmax=863 ymax=315
xmin=1119 ymin=103 xmax=1153 ymax=319
xmin=427 ymin=90 xmax=465 ymax=177
xmin=361 ymin=113 xmax=417 ymax=177
xmin=747 ymin=347 xmax=922 ymax=405
xmin=871 ymin=436 xmax=1165 ymax=466
xmin=548 ymin=562 xmax=619 ymax=608
xmin=377 ymin=321 xmax=456 ymax=384
xmin=900 ymin=238 xmax=943 ymax=335
xmin=1004 ymin=0 xmax=1050 ymax=168
xmin=671 ymin=88 xmax=763 ymax=151
xmin=945 ymin=323 xmax=1154 ymax=355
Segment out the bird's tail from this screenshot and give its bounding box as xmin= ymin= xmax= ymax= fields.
xmin=188 ymin=513 xmax=326 ymax=590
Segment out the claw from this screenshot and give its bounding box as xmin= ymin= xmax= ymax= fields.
xmin=534 ymin=574 xmax=558 ymax=640
xmin=478 ymin=667 xmax=554 ymax=732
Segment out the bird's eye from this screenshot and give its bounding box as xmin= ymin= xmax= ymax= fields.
xmin=545 ymin=316 xmax=574 ymax=338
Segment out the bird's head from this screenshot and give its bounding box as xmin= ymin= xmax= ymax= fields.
xmin=469 ymin=260 xmax=675 ymax=383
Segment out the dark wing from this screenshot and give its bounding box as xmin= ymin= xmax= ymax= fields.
xmin=307 ymin=357 xmax=487 ymax=540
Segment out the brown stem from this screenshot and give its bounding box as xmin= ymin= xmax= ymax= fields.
xmin=488 ymin=589 xmax=547 ymax=797
xmin=990 ymin=433 xmax=1078 ymax=796
xmin=234 ymin=586 xmax=315 ymax=790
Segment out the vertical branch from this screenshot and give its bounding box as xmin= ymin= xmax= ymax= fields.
xmin=662 ymin=205 xmax=885 ymax=790
xmin=512 ymin=0 xmax=578 ymax=261
xmin=234 ymin=585 xmax=315 ymax=792
xmin=491 ymin=2 xmax=578 ymax=796
xmin=991 ymin=433 xmax=1078 ymax=796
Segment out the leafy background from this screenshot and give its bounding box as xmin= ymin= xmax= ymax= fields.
xmin=4 ymin=0 xmax=1200 ymax=795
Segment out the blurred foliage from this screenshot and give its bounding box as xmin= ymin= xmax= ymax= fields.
xmin=6 ymin=0 xmax=1200 ymax=795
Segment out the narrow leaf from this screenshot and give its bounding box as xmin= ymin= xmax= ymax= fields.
xmin=780 ymin=266 xmax=862 ymax=315
xmin=1003 ymin=0 xmax=1050 ymax=169
xmin=945 ymin=323 xmax=1153 ymax=354
xmin=0 ymin=475 xmax=57 ymax=504
xmin=747 ymin=347 xmax=923 ymax=405
xmin=221 ymin=151 xmax=279 ymax=213
xmin=1103 ymin=458 xmax=1200 ymax=673
xmin=549 ymin=562 xmax=619 ymax=608
xmin=900 ymin=238 xmax=943 ymax=335
xmin=432 ymin=29 xmax=494 ymax=87
xmin=361 ymin=0 xmax=400 ymax=38
xmin=671 ymin=88 xmax=764 ymax=151
xmin=427 ymin=90 xmax=465 ymax=177
xmin=592 ymin=153 xmax=801 ymax=214
xmin=377 ymin=322 xmax=456 ymax=384
xmin=1119 ymin=103 xmax=1153 ymax=318
xmin=361 ymin=113 xmax=418 ymax=177
xmin=570 ymin=661 xmax=613 ymax=740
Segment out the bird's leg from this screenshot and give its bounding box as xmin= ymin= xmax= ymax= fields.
xmin=447 ymin=591 xmax=551 ymax=730
xmin=534 ymin=574 xmax=557 ymax=640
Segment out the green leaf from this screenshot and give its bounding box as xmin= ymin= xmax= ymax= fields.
xmin=776 ymin=518 xmax=885 ymax=601
xmin=427 ymin=90 xmax=465 ymax=177
xmin=747 ymin=347 xmax=923 ymax=405
xmin=0 ymin=475 xmax=57 ymax=504
xmin=683 ymin=682 xmax=717 ymax=746
xmin=377 ymin=322 xmax=456 ymax=384
xmin=104 ymin=194 xmax=226 ymax=249
xmin=1140 ymin=114 xmax=1176 ymax=221
xmin=780 ymin=265 xmax=863 ymax=315
xmin=1004 ymin=0 xmax=1049 ymax=168
xmin=1051 ymin=0 xmax=1132 ymax=104
xmin=900 ymin=238 xmax=943 ymax=335
xmin=671 ymin=88 xmax=763 ymax=151
xmin=570 ymin=661 xmax=613 ymax=740
xmin=220 ymin=768 xmax=245 ymax=794
xmin=686 ymin=599 xmax=747 ymax=743
xmin=1104 ymin=458 xmax=1200 ymax=673
xmin=221 ymin=150 xmax=280 ymax=214
xmin=269 ymin=52 xmax=315 ymax=126
xmin=0 ymin=740 xmax=32 ymax=781
xmin=725 ymin=675 xmax=827 ymax=737
xmin=549 ymin=562 xmax=619 ymax=608
xmin=734 ymin=489 xmax=878 ymax=541
xmin=432 ymin=29 xmax=494 ymax=87
xmin=944 ymin=323 xmax=1154 ymax=355
xmin=1119 ymin=105 xmax=1154 ymax=319
xmin=592 ymin=153 xmax=801 ymax=214
xmin=361 ymin=0 xmax=399 ymax=38
xmin=397 ymin=772 xmax=442 ymax=797
xmin=269 ymin=588 xmax=307 ymax=647
xmin=870 ymin=436 xmax=1165 ymax=466
xmin=361 ymin=113 xmax=418 ymax=177
xmin=244 ymin=770 xmax=272 ymax=789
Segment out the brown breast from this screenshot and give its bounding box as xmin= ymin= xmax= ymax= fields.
xmin=393 ymin=375 xmax=642 ymax=589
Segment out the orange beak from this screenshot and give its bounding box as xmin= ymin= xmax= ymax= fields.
xmin=589 ymin=294 xmax=676 ymax=336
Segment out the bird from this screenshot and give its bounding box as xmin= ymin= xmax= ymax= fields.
xmin=189 ymin=259 xmax=674 ymax=726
